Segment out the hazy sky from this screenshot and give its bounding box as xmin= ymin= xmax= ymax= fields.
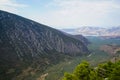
xmin=0 ymin=0 xmax=120 ymax=29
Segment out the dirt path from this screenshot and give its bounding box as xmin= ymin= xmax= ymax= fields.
xmin=37 ymin=73 xmax=48 ymax=80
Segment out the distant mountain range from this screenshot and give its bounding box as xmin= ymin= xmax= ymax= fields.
xmin=61 ymin=26 xmax=120 ymax=39
xmin=0 ymin=10 xmax=89 ymax=80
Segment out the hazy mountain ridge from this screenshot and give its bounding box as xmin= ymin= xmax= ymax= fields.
xmin=62 ymin=26 xmax=120 ymax=38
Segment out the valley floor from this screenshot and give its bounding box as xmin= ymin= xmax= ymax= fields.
xmin=43 ymin=36 xmax=120 ymax=80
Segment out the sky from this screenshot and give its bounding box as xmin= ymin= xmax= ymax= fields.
xmin=0 ymin=0 xmax=120 ymax=29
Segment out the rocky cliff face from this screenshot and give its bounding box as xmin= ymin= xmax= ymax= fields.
xmin=0 ymin=10 xmax=89 ymax=62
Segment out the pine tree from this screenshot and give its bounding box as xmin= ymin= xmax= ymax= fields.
xmin=62 ymin=61 xmax=120 ymax=80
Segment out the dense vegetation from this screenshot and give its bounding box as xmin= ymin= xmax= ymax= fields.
xmin=62 ymin=61 xmax=120 ymax=80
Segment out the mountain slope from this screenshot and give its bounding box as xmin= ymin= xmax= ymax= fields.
xmin=0 ymin=10 xmax=89 ymax=80
xmin=63 ymin=33 xmax=90 ymax=46
xmin=71 ymin=35 xmax=90 ymax=46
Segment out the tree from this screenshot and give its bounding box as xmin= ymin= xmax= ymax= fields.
xmin=109 ymin=65 xmax=120 ymax=80
xmin=62 ymin=61 xmax=120 ymax=80
xmin=63 ymin=61 xmax=98 ymax=80
xmin=73 ymin=61 xmax=90 ymax=80
xmin=62 ymin=72 xmax=78 ymax=80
